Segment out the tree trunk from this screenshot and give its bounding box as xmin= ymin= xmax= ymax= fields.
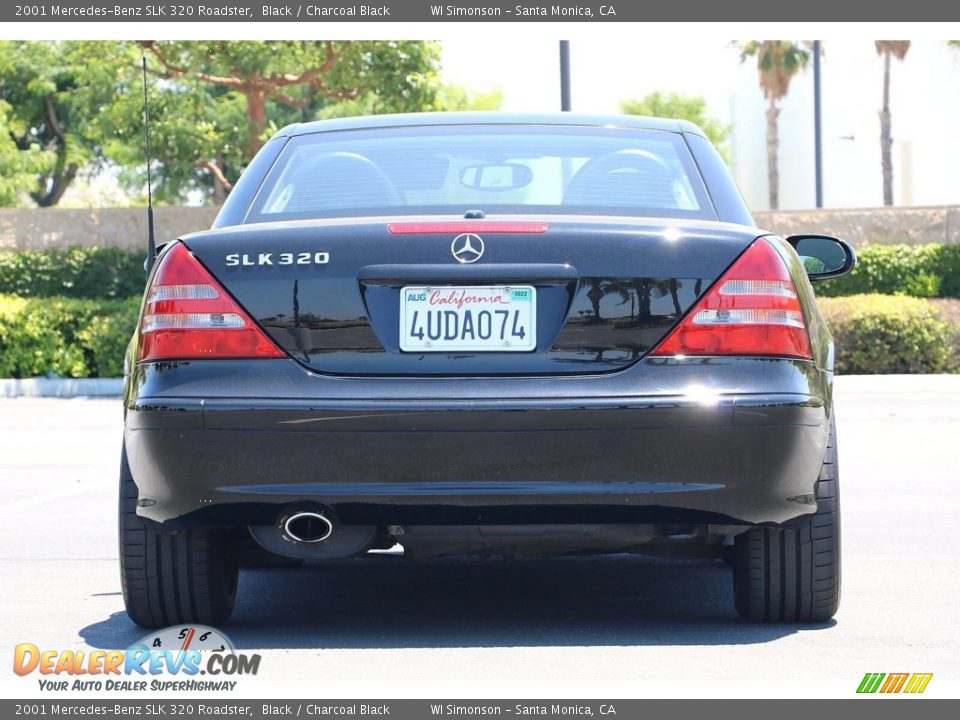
xmin=194 ymin=158 xmax=234 ymax=201
xmin=32 ymin=162 xmax=78 ymax=208
xmin=246 ymin=86 xmax=268 ymax=157
xmin=213 ymin=151 xmax=228 ymax=204
xmin=879 ymin=52 xmax=894 ymax=206
xmin=766 ymin=101 xmax=780 ymax=210
xmin=29 ymin=94 xmax=78 ymax=207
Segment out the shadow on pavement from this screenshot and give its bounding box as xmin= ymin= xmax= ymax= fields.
xmin=80 ymin=554 xmax=834 ymax=650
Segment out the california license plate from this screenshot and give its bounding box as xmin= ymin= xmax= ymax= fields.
xmin=399 ymin=285 xmax=537 ymax=352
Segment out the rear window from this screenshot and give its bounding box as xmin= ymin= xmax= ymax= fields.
xmin=246 ymin=124 xmax=715 ymax=223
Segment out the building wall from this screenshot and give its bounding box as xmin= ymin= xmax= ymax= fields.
xmin=730 ymin=41 xmax=960 ymax=211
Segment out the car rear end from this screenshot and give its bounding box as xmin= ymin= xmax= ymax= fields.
xmin=119 ymin=115 xmax=840 ymax=626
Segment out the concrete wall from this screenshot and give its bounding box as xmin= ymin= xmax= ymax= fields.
xmin=1 ymin=205 xmax=958 ymax=251
xmin=0 ymin=207 xmax=219 ymax=252
xmin=754 ymin=206 xmax=960 ymax=247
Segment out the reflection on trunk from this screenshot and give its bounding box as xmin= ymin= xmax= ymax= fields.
xmin=587 ymin=279 xmax=605 ymax=322
xmin=553 ymin=275 xmax=706 ymax=363
xmin=669 ymin=279 xmax=682 ymax=316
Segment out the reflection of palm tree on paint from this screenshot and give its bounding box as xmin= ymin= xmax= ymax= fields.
xmin=602 ymin=280 xmax=633 ymax=318
xmin=668 ymin=279 xmax=682 ymax=316
xmin=586 ymin=279 xmax=605 ymax=322
xmin=632 ymin=279 xmax=671 ymax=323
xmin=582 ymin=278 xmax=691 ymax=327
xmin=595 ymin=278 xmax=675 ymax=325
xmin=586 ymin=279 xmax=630 ymax=323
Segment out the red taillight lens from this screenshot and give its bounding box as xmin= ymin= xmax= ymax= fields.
xmin=138 ymin=242 xmax=284 ymax=362
xmin=651 ymin=237 xmax=812 ymax=359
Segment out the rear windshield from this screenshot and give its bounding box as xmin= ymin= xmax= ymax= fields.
xmin=246 ymin=124 xmax=715 ymax=223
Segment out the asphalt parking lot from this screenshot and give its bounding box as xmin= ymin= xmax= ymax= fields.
xmin=1 ymin=375 xmax=958 ymax=698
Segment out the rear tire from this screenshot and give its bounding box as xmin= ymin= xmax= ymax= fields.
xmin=733 ymin=417 xmax=841 ymax=622
xmin=118 ymin=447 xmax=239 ymax=628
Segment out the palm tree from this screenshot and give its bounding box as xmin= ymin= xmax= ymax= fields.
xmin=875 ymin=41 xmax=910 ymax=206
xmin=738 ymin=41 xmax=811 ymax=210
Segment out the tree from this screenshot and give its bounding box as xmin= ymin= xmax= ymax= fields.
xmin=0 ymin=40 xmax=444 ymax=206
xmin=0 ymin=100 xmax=51 ymax=206
xmin=0 ymin=41 xmax=105 ymax=207
xmin=738 ymin=41 xmax=811 ymax=210
xmin=434 ymin=84 xmax=503 ymax=111
xmin=117 ymin=41 xmax=442 ymax=203
xmin=315 ymin=83 xmax=502 ymax=120
xmin=875 ymin=41 xmax=910 ymax=206
xmin=620 ymin=92 xmax=730 ymax=159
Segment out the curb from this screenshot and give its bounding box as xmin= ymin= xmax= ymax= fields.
xmin=0 ymin=378 xmax=123 ymax=398
xmin=834 ymin=374 xmax=960 ymax=393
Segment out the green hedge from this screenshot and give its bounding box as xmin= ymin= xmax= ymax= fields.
xmin=0 ymin=294 xmax=141 ymax=378
xmin=1 ymin=292 xmax=959 ymax=378
xmin=818 ymin=294 xmax=960 ymax=374
xmin=0 ymin=248 xmax=145 ymax=300
xmin=817 ymin=243 xmax=960 ymax=298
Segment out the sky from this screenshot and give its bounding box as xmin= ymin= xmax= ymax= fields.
xmin=441 ymin=37 xmax=740 ymax=117
xmin=441 ymin=37 xmax=960 ymax=210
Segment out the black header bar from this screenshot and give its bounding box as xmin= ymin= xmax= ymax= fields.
xmin=1 ymin=700 xmax=959 ymax=719
xmin=5 ymin=0 xmax=960 ymax=23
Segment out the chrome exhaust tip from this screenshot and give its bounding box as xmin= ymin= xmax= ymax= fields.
xmin=282 ymin=512 xmax=334 ymax=544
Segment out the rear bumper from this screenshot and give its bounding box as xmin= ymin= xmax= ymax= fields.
xmin=124 ymin=358 xmax=830 ymax=528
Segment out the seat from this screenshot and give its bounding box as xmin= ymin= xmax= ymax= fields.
xmin=563 ymin=149 xmax=679 ymax=209
xmin=281 ymin=151 xmax=402 ymax=213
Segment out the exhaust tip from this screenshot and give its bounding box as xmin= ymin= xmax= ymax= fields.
xmin=282 ymin=512 xmax=334 ymax=544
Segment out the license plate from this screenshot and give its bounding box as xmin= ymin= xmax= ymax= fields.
xmin=400 ymin=285 xmax=537 ymax=352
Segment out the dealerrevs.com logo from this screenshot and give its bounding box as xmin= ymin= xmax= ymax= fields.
xmin=857 ymin=672 xmax=933 ymax=694
xmin=13 ymin=625 xmax=260 ymax=692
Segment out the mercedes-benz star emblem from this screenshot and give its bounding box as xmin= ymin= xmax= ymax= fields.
xmin=451 ymin=233 xmax=484 ymax=264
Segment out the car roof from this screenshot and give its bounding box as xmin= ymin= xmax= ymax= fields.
xmin=273 ymin=112 xmax=706 ymax=140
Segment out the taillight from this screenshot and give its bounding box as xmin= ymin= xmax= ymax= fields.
xmin=651 ymin=237 xmax=812 ymax=359
xmin=138 ymin=242 xmax=285 ymax=362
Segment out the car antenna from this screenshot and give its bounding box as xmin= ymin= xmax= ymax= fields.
xmin=141 ymin=54 xmax=157 ymax=275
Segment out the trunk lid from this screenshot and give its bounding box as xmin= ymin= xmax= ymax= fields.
xmin=181 ymin=216 xmax=758 ymax=376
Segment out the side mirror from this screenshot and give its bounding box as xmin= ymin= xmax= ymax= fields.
xmin=786 ymin=235 xmax=857 ymax=281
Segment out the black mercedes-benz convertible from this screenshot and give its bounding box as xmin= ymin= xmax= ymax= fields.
xmin=119 ymin=112 xmax=855 ymax=626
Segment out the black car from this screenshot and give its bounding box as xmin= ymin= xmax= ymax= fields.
xmin=119 ymin=112 xmax=855 ymax=627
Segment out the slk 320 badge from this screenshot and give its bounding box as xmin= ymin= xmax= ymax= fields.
xmin=225 ymin=252 xmax=330 ymax=267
